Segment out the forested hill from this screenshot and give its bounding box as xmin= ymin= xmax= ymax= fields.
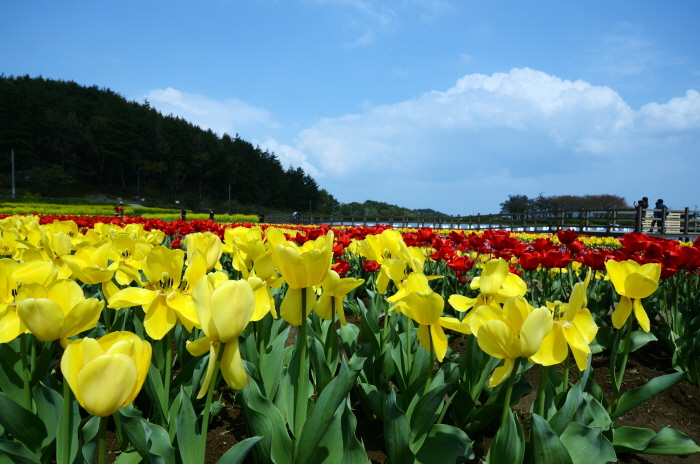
xmin=0 ymin=75 xmax=337 ymax=212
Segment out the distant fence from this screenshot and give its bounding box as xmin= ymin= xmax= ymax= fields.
xmin=262 ymin=207 xmax=700 ymax=238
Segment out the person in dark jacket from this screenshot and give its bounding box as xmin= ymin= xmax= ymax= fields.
xmin=651 ymin=199 xmax=667 ymax=232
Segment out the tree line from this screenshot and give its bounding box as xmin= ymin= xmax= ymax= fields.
xmin=0 ymin=75 xmax=338 ymax=213
xmin=500 ymin=194 xmax=629 ymax=213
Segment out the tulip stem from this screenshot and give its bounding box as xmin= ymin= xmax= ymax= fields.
xmin=425 ymin=331 xmax=435 ymax=394
xmin=30 ymin=335 xmax=36 ymax=373
xmin=164 ymin=329 xmax=173 ymax=418
xmin=501 ymin=357 xmax=522 ymax=428
xmin=61 ymin=373 xmax=72 ymax=464
xmin=257 ymin=316 xmax=266 ymax=358
xmin=19 ymin=333 xmax=31 ymax=411
xmin=201 ymin=345 xmax=224 ymax=463
xmin=405 ymin=315 xmax=413 ymax=380
xmin=613 ymin=315 xmax=634 ymax=410
xmin=563 ymin=353 xmax=570 ymax=390
xmin=293 ymin=288 xmax=309 ymax=441
xmin=536 ymin=364 xmax=550 ymax=418
xmin=98 ymin=415 xmax=108 ymax=464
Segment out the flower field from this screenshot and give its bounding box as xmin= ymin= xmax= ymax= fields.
xmin=1 ymin=213 xmax=699 ymax=464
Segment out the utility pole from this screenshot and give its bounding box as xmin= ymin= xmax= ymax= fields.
xmin=309 ymin=199 xmax=311 ymax=213
xmin=11 ymin=149 xmax=15 ymax=199
xmin=228 ymin=184 xmax=231 ymax=214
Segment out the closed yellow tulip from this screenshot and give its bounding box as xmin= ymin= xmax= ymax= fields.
xmin=61 ymin=331 xmax=151 ymax=417
xmin=18 ymin=279 xmax=104 ymax=343
xmin=188 ymin=273 xmax=256 ymax=397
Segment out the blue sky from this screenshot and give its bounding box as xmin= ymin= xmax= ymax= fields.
xmin=3 ymin=1 xmax=700 ymax=215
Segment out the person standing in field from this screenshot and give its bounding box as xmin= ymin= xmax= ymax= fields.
xmin=209 ymin=209 xmax=215 ymax=220
xmin=651 ymin=199 xmax=667 ymax=232
xmin=114 ymin=203 xmax=120 ymax=217
xmin=180 ymin=209 xmax=187 ymax=221
xmin=118 ymin=202 xmax=125 ymax=216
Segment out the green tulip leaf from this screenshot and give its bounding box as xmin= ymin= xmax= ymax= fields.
xmin=176 ymin=389 xmax=201 ymax=464
xmin=240 ymin=377 xmax=293 ymax=464
xmin=408 ymin=384 xmax=449 ymax=454
xmin=216 ymin=437 xmax=263 ymax=464
xmin=384 ymin=389 xmax=415 ymax=464
xmin=526 ymin=414 xmax=573 ymax=464
xmin=559 ymin=423 xmax=616 ymax=464
xmin=309 ymin=337 xmax=333 ymax=395
xmin=118 ymin=405 xmax=151 ymax=461
xmin=415 ymin=424 xmax=474 ymax=464
xmin=260 ymin=326 xmax=289 ymax=399
xmin=611 ymin=426 xmax=656 ymax=453
xmin=80 ymin=416 xmax=101 ymax=464
xmin=144 ymin=420 xmax=177 ymax=464
xmin=611 ymin=372 xmax=685 ymax=421
xmin=486 ymin=410 xmax=524 ymax=464
xmin=0 ymin=439 xmax=40 ymax=464
xmin=0 ymin=392 xmax=48 ymax=454
xmin=642 ymin=427 xmax=700 ymax=455
xmin=293 ymin=357 xmax=364 ymax=464
xmin=32 ymin=382 xmax=62 ymax=447
xmin=114 ymin=451 xmax=144 ymax=464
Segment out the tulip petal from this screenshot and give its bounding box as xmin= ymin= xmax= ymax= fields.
xmin=562 ymin=323 xmax=592 ymax=370
xmin=479 ymin=259 xmax=509 ymax=296
xmin=221 ymin=340 xmax=248 ymax=390
xmin=197 ymin=343 xmax=220 ymax=399
xmin=470 ymin=305 xmax=507 ymax=337
xmin=209 ymin=280 xmax=256 ymax=342
xmin=530 ymin=324 xmax=567 ymax=366
xmin=0 ymin=307 xmax=25 ymax=343
xmin=315 ymin=294 xmax=332 ymax=321
xmin=573 ymin=309 xmax=598 ymax=344
xmin=143 ymin=295 xmax=177 ymax=340
xmin=47 ymin=280 xmax=84 ymax=316
xmin=633 ymin=298 xmax=651 ymax=333
xmin=18 ymin=298 xmax=64 ymax=342
xmin=431 ymin=324 xmax=448 ymax=362
xmin=187 ymin=336 xmax=213 ymax=357
xmin=519 ymin=307 xmax=553 ymax=358
xmin=76 ymin=353 xmax=137 ymax=416
xmin=280 ymin=287 xmax=316 ymax=326
xmin=624 ymin=273 xmax=658 ymax=300
xmin=612 ymin=296 xmax=633 ymax=329
xmin=488 ymin=358 xmax=514 ymax=388
xmin=448 ymin=294 xmax=477 ymax=313
xmin=439 ymin=316 xmax=472 ymax=335
xmin=61 ymin=338 xmax=104 ymax=401
xmin=477 ymin=319 xmax=521 ymax=359
xmin=416 ymin=323 xmax=431 ymax=354
xmin=62 ymin=298 xmax=104 ymax=339
xmin=108 ymin=287 xmax=158 ymax=310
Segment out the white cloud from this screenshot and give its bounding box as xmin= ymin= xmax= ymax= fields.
xmin=290 ymin=68 xmax=700 ymax=213
xmin=257 ymin=138 xmax=321 ymax=178
xmin=145 ymin=88 xmax=279 ymax=137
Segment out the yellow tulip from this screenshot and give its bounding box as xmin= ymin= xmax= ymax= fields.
xmin=472 ymin=296 xmax=553 ymax=387
xmin=63 ymin=242 xmax=115 ymax=285
xmin=187 ymin=273 xmax=256 ymax=397
xmin=316 ymin=270 xmax=364 ymax=326
xmin=61 ymin=331 xmax=151 ymax=417
xmin=605 ymin=260 xmax=660 ymax=332
xmin=0 ymin=259 xmax=58 ymax=343
xmin=358 ymin=229 xmax=403 ymax=264
xmin=108 ymin=246 xmax=206 ymax=339
xmin=18 ymin=279 xmax=104 ymax=344
xmin=530 ymin=276 xmax=598 ymax=370
xmin=471 ymin=258 xmax=527 ymax=305
xmin=184 ymin=232 xmax=223 ymax=271
xmin=270 ymin=230 xmax=333 ymax=326
xmin=389 ymin=272 xmax=470 ymax=362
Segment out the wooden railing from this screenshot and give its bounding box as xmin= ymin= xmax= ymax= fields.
xmin=261 ymin=207 xmax=700 ymax=238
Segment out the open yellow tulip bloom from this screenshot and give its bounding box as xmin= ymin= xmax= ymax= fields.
xmin=316 ymin=270 xmax=364 ymax=326
xmin=473 ymin=296 xmax=553 ymax=387
xmin=61 ymin=331 xmax=151 ymax=417
xmin=605 ymin=260 xmax=660 ymax=332
xmin=185 ymin=232 xmax=223 ymax=271
xmin=530 ymin=281 xmax=598 ymax=370
xmin=108 ymin=246 xmax=206 ymax=339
